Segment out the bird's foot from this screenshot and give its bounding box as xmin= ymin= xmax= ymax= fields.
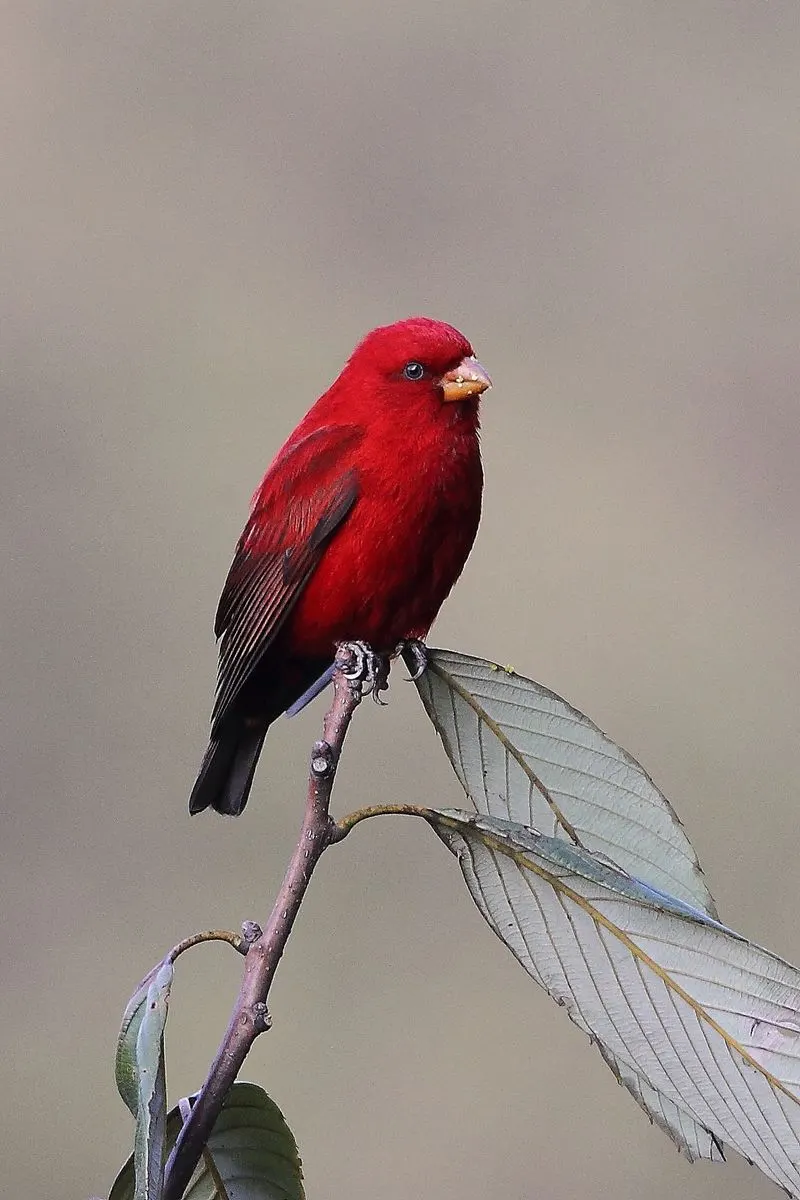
xmin=336 ymin=641 xmax=390 ymax=704
xmin=398 ymin=638 xmax=429 ymax=681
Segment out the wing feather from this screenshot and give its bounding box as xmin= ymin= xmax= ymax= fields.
xmin=210 ymin=426 xmax=362 ymax=729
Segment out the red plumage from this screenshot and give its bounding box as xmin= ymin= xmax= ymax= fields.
xmin=190 ymin=317 xmax=490 ymax=816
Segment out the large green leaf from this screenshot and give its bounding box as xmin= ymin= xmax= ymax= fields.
xmin=414 ymin=649 xmax=716 ymax=916
xmin=429 ymin=808 xmax=800 ymax=1196
xmin=109 ymin=1083 xmax=305 ymax=1200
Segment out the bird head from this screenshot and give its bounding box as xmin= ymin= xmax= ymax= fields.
xmin=338 ymin=317 xmax=492 ymax=419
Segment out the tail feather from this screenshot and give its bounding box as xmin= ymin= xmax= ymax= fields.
xmin=189 ymin=722 xmax=268 ymax=816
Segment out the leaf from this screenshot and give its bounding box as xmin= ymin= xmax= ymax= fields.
xmin=593 ymin=1045 xmax=724 ymax=1163
xmin=117 ymin=932 xmax=247 ymax=1116
xmin=109 ymin=1082 xmax=305 ymax=1200
xmin=429 ymin=809 xmax=800 ymax=1196
xmin=412 ymin=648 xmax=724 ymax=1159
xmin=131 ymin=961 xmax=173 ymax=1200
xmin=414 ymin=649 xmax=716 ymax=917
xmin=117 ymin=959 xmax=171 ymax=1117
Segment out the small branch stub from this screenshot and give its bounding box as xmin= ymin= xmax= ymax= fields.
xmin=251 ymin=1001 xmax=271 ymax=1033
xmin=311 ymin=740 xmax=334 ymax=778
xmin=241 ymin=921 xmax=263 ymax=947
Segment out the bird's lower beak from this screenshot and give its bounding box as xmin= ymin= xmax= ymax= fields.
xmin=440 ymin=356 xmax=493 ymax=402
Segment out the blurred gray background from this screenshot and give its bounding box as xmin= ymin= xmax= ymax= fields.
xmin=3 ymin=2 xmax=800 ymax=1198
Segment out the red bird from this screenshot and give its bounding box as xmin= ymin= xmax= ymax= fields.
xmin=189 ymin=317 xmax=491 ymax=816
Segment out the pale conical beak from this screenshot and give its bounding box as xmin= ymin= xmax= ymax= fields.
xmin=440 ymin=356 xmax=493 ymax=402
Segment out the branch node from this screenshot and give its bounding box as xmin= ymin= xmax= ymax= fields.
xmin=310 ymin=739 xmax=335 ymax=778
xmin=251 ymin=1001 xmax=272 ymax=1033
xmin=327 ymin=818 xmax=347 ymax=844
xmin=241 ymin=920 xmax=263 ymax=946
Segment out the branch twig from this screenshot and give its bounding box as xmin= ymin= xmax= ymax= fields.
xmin=163 ymin=646 xmax=365 ymax=1200
xmin=330 ymin=802 xmax=430 ymax=841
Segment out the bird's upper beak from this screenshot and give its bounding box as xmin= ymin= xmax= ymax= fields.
xmin=440 ymin=356 xmax=493 ymax=402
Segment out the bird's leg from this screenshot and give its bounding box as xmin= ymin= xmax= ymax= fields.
xmin=398 ymin=638 xmax=429 ymax=681
xmin=284 ymin=663 xmax=337 ymax=717
xmin=337 ymin=640 xmax=390 ymax=705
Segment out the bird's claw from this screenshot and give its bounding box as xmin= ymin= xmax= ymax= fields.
xmin=399 ymin=638 xmax=429 ymax=681
xmin=371 ymin=655 xmax=390 ymax=704
xmin=336 ymin=641 xmax=390 ymax=703
xmin=338 ymin=640 xmax=373 ymax=682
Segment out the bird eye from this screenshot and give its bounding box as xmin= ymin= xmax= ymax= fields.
xmin=402 ymin=360 xmax=425 ymax=381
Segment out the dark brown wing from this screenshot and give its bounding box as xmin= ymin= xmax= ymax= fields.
xmin=210 ymin=426 xmax=362 ymax=730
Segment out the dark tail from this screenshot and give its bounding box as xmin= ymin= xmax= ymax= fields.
xmin=189 ymin=721 xmax=268 ymax=816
